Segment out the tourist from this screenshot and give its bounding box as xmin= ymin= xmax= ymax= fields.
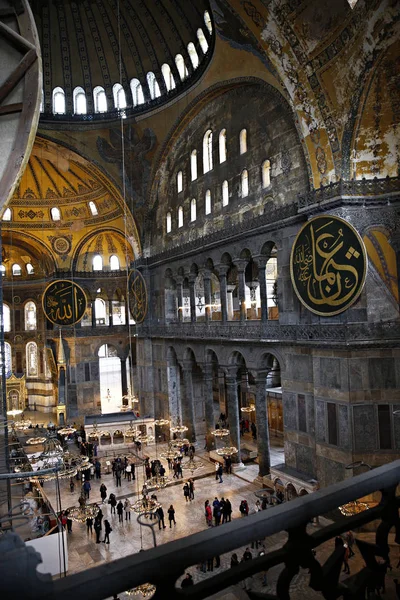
xmin=215 ymin=462 xmax=219 ymax=480
xmin=103 ymin=519 xmax=112 ymax=544
xmin=117 ymin=500 xmax=124 ymax=523
xmin=207 ymin=556 xmax=214 ymax=571
xmin=181 ymin=573 xmax=193 ymax=588
xmin=345 ymin=531 xmax=355 ymax=557
xmin=230 ymin=553 xmax=239 ymax=567
xmin=131 ymin=462 xmax=135 ymax=480
xmin=100 ymin=483 xmax=107 ymax=503
xmin=83 ymin=479 xmax=91 ymax=499
xmin=94 ymin=517 xmax=102 ymax=543
xmin=168 ymin=504 xmax=176 ymax=527
xmin=343 ymin=543 xmax=350 ymax=574
xmin=124 ymin=498 xmax=131 ymax=521
xmin=205 ymin=502 xmax=212 ymax=527
xmin=254 ymin=500 xmax=261 ymax=513
xmin=217 ymin=464 xmax=223 ymax=483
xmin=222 ymin=498 xmax=232 ymax=523
xmin=242 ymin=548 xmax=252 ymax=561
xmin=115 ymin=465 xmax=122 ymax=487
xmin=183 ymin=482 xmax=190 ymax=502
xmin=251 ymin=422 xmax=257 ymax=440
xmin=156 ymin=505 xmax=166 ymax=529
xmin=213 ymin=497 xmax=221 ymax=526
xmin=69 ymin=478 xmax=75 ymax=493
xmin=239 ymin=499 xmax=249 ymax=516
xmin=109 ymin=493 xmax=117 ymax=514
xmin=86 ymin=517 xmax=93 ymax=534
xmin=189 ymin=478 xmax=195 ymax=500
xmin=125 ymin=463 xmax=132 ymax=481
xmin=95 ymin=459 xmax=101 ymax=479
xmin=65 ymin=510 xmax=72 ymax=533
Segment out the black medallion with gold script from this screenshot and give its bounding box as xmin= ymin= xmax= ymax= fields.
xmin=290 ymin=215 xmax=367 ymax=317
xmin=42 ymin=280 xmax=87 ymax=326
xmin=128 ymin=269 xmax=148 ymax=324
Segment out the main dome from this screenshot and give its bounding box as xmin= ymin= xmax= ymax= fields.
xmin=30 ymin=0 xmax=214 ymax=121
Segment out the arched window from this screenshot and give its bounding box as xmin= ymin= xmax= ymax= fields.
xmin=94 ymin=298 xmax=107 ymax=325
xmin=0 ymin=265 xmax=6 ymax=277
xmin=187 ymin=43 xmax=199 ymax=69
xmin=93 ymin=86 xmax=107 ymax=113
xmin=161 ymin=63 xmax=175 ymax=91
xmin=130 ymin=79 xmax=144 ymax=106
xmin=222 ymin=180 xmax=229 ymax=206
xmin=203 ymin=130 xmax=213 ymax=173
xmin=177 ymin=171 xmax=183 ymax=193
xmin=113 ymin=83 xmax=127 ymax=109
xmin=88 ymin=201 xmax=98 ymax=216
xmin=12 ymin=264 xmax=22 ymax=276
xmin=205 ymin=189 xmax=212 ymax=215
xmin=3 ymin=304 xmax=11 ymax=332
xmin=204 ymin=10 xmax=213 ymax=34
xmin=191 ymin=149 xmax=197 ymax=181
xmin=262 ymin=159 xmax=271 ymax=188
xmin=241 ymin=169 xmax=249 ymax=197
xmin=240 ymin=128 xmax=247 ymax=154
xmin=110 ymin=255 xmax=120 ymax=271
xmin=73 ymin=86 xmax=87 ymax=115
xmin=175 ymin=54 xmax=188 ymax=81
xmin=219 ymin=129 xmax=227 ymax=163
xmin=52 ymin=87 xmax=65 ymax=114
xmin=93 ymin=254 xmax=103 ymax=271
xmin=25 ymin=301 xmax=37 ymax=330
xmin=178 ymin=206 xmax=183 ymax=228
xmin=51 ymin=207 xmax=61 ymax=221
xmin=166 ymin=211 xmax=172 ymax=233
xmin=2 ymin=208 xmax=11 ymax=221
xmin=190 ymin=198 xmax=197 ymax=222
xmin=4 ymin=342 xmax=12 ymax=376
xmin=26 ymin=342 xmax=38 ymax=377
xmin=26 ymin=263 xmax=34 ymax=275
xmin=197 ymin=28 xmax=208 ymax=54
xmin=147 ymin=72 xmax=161 ymax=100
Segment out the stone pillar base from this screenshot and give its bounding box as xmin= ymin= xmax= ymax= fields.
xmin=232 ymin=462 xmax=246 ymax=472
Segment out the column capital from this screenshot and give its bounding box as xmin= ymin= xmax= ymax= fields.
xmin=233 ymin=258 xmax=247 ymax=273
xmin=199 ymin=267 xmax=212 ymax=280
xmin=181 ymin=360 xmax=194 ymax=373
xmin=175 ymin=275 xmax=184 ymax=285
xmin=216 ymin=264 xmax=230 ymax=277
xmin=254 ymin=255 xmax=268 ymax=269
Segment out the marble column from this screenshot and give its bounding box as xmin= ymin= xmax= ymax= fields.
xmin=189 ymin=276 xmax=196 ymax=323
xmin=108 ymin=299 xmax=113 ymax=326
xmin=91 ymin=298 xmax=96 ymax=328
xmin=227 ymin=284 xmax=235 ymax=321
xmin=217 ymin=265 xmax=229 ymax=323
xmin=181 ymin=362 xmax=196 ymax=442
xmin=203 ymin=270 xmax=212 ymax=323
xmin=203 ymin=363 xmax=215 ymax=450
xmin=225 ymin=369 xmax=241 ymax=464
xmin=254 ymin=372 xmax=271 ymax=476
xmin=235 ymin=260 xmax=247 ymax=323
xmin=176 ymin=276 xmax=184 ymax=323
xmin=257 ymin=261 xmax=268 ymax=322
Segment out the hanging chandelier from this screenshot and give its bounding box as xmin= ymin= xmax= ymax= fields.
xmin=65 ymin=496 xmax=100 ymax=523
xmin=6 ymin=409 xmax=23 ymax=418
xmin=216 ymin=446 xmax=238 ymax=457
xmin=182 ymin=456 xmax=203 ymax=474
xmin=26 ymin=436 xmax=47 ymax=445
xmin=124 ymin=421 xmax=141 ymax=440
xmin=211 ymin=428 xmax=229 ymax=438
xmin=87 ymin=420 xmax=109 ymax=440
xmin=131 ymin=492 xmax=161 ymax=515
xmin=29 ymin=434 xmax=89 ymax=480
xmin=170 ymin=438 xmax=189 ymax=448
xmin=58 ymin=427 xmax=76 ymax=436
xmin=125 ymin=583 xmax=156 ymax=598
xmin=14 ymin=419 xmax=32 ymax=430
xmin=338 ymin=500 xmax=370 ymax=517
xmin=122 ymin=386 xmax=139 ymax=407
xmin=170 ymin=416 xmax=188 ymax=435
xmin=160 ymin=442 xmax=181 ymax=461
xmin=240 ymin=404 xmax=255 ymax=413
xmin=147 ymin=464 xmax=170 ymax=491
xmin=154 ymin=418 xmax=170 ymax=426
xmin=139 ymin=433 xmax=155 ymax=444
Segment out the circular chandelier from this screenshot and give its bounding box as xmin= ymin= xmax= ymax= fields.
xmin=338 ymin=500 xmax=370 ymax=517
xmin=182 ymin=457 xmax=203 ymax=474
xmin=154 ymin=418 xmax=170 ymax=426
xmin=211 ymin=428 xmax=229 ymax=438
xmin=29 ymin=434 xmax=89 ymax=481
xmin=7 ymin=409 xmax=23 ymax=417
xmin=170 ymin=438 xmax=189 ymax=448
xmin=139 ymin=433 xmax=155 ymax=444
xmin=131 ymin=493 xmax=161 ymax=515
xmin=87 ymin=421 xmax=109 ymax=440
xmin=216 ymin=446 xmax=238 ymax=457
xmin=160 ymin=444 xmax=181 ymax=461
xmin=58 ymin=427 xmax=76 ymax=436
xmin=125 ymin=583 xmax=156 ymax=598
xmin=66 ymin=497 xmax=100 ymax=523
xmin=122 ymin=387 xmax=139 ymax=406
xmin=170 ymin=424 xmax=188 ymax=435
xmin=14 ymin=419 xmax=32 ymax=430
xmin=124 ymin=421 xmax=141 ymax=440
xmin=26 ymin=436 xmax=47 ymax=445
xmin=240 ymin=404 xmax=255 ymax=413
xmin=147 ymin=464 xmax=170 ymax=491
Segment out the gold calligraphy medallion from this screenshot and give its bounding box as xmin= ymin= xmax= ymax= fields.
xmin=290 ymin=215 xmax=367 ymax=316
xmin=128 ymin=269 xmax=148 ymax=324
xmin=42 ymin=280 xmax=87 ymax=325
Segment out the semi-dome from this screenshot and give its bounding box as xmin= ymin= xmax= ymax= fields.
xmin=31 ymin=0 xmax=214 ymax=121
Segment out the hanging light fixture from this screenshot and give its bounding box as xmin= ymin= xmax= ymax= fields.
xmin=216 ymin=446 xmax=238 ymax=457
xmin=139 ymin=432 xmax=155 ymax=444
xmin=6 ymin=409 xmax=23 ymax=418
xmin=154 ymin=418 xmax=170 ymax=426
xmin=338 ymin=500 xmax=370 ymax=517
xmin=25 ymin=436 xmax=47 ymax=445
xmin=14 ymin=419 xmax=32 ymax=430
xmin=87 ymin=420 xmax=109 ymax=440
xmin=125 ymin=583 xmax=156 ymax=598
xmin=160 ymin=441 xmax=181 ymax=461
xmin=29 ymin=433 xmax=89 ymax=480
xmin=65 ymin=496 xmax=100 ymax=523
xmin=58 ymin=426 xmax=76 ymax=436
xmin=147 ymin=463 xmax=170 ymax=491
xmin=211 ymin=428 xmax=229 ymax=438
xmin=122 ymin=386 xmax=139 ymax=408
xmin=131 ymin=492 xmax=161 ymax=515
xmin=170 ymin=416 xmax=188 ymax=436
xmin=240 ymin=404 xmax=255 ymax=414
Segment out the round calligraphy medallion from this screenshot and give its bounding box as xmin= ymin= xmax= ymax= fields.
xmin=290 ymin=215 xmax=367 ymax=316
xmin=42 ymin=280 xmax=87 ymax=326
xmin=128 ymin=269 xmax=147 ymax=324
xmin=52 ymin=236 xmax=71 ymax=255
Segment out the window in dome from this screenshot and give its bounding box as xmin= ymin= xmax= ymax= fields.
xmin=2 ymin=208 xmax=11 ymax=221
xmin=3 ymin=304 xmax=11 ymax=332
xmin=73 ymin=86 xmax=87 ymax=115
xmin=240 ymin=128 xmax=247 ymax=154
xmin=0 ymin=265 xmax=6 ymax=277
xmin=110 ymin=255 xmax=120 ymax=271
xmin=166 ymin=211 xmax=172 ymax=233
xmin=147 ymin=72 xmax=161 ymax=100
xmin=93 ymin=254 xmax=103 ymax=271
xmin=12 ymin=264 xmax=22 ymax=276
xmin=175 ymin=54 xmax=188 ymax=81
xmin=190 ymin=198 xmax=197 ymax=222
xmin=178 ymin=206 xmax=183 ymax=228
xmin=204 ymin=11 xmax=213 ymax=34
xmin=219 ymin=129 xmax=227 ymax=163
xmin=187 ymin=43 xmax=199 ymax=69
xmin=51 ymin=207 xmax=61 ymax=221
xmin=52 ymin=87 xmax=65 ymax=114
xmin=222 ymin=180 xmax=229 ymax=206
xmin=197 ymin=28 xmax=208 ymax=54
xmin=205 ymin=189 xmax=212 ymax=215
xmin=89 ymin=201 xmax=98 ymax=216
xmin=26 ymin=263 xmax=34 ymax=275
xmin=161 ymin=63 xmax=175 ymax=92
xmin=113 ymin=83 xmax=127 ymax=109
xmin=25 ymin=301 xmax=37 ymax=331
xmin=130 ymin=78 xmax=145 ymax=106
xmin=191 ymin=149 xmax=198 ymax=181
xmin=241 ymin=169 xmax=249 ymax=197
xmin=177 ymin=171 xmax=183 ymax=193
xmin=262 ymin=159 xmax=271 ymax=188
xmin=26 ymin=341 xmax=38 ymax=377
xmin=93 ymin=86 xmax=107 ymax=113
xmin=203 ymin=130 xmax=213 ymax=174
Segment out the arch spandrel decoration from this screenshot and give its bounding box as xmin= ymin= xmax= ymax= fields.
xmin=290 ymin=215 xmax=367 ymax=317
xmin=42 ymin=280 xmax=87 ymax=326
xmin=128 ymin=269 xmax=148 ymax=324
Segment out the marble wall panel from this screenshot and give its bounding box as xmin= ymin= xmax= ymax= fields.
xmin=353 ymin=404 xmax=376 ymax=451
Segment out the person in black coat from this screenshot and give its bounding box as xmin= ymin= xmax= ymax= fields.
xmin=168 ymin=505 xmax=176 ymax=527
xmin=103 ymin=519 xmax=112 ymax=543
xmin=94 ymin=518 xmax=102 ymax=543
xmin=156 ymin=506 xmax=166 ymax=529
xmin=181 ymin=574 xmax=193 ymax=588
xmin=117 ymin=500 xmax=124 ymax=523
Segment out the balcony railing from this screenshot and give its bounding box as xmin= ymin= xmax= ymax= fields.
xmin=1 ymin=460 xmax=399 ymax=599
